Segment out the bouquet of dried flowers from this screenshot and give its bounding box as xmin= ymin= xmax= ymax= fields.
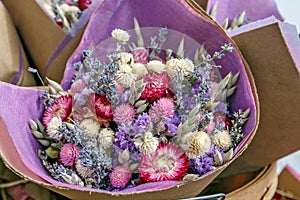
xmin=41 ymin=0 xmax=93 ymax=32
xmin=29 ymin=19 xmax=250 ymax=191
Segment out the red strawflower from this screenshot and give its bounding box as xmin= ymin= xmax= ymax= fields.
xmin=138 ymin=142 xmax=189 ymax=182
xmin=77 ymin=0 xmax=92 ymax=11
xmin=88 ymin=94 xmax=113 ymax=122
xmin=42 ymin=95 xmax=72 ymax=127
xmin=141 ymin=72 xmax=171 ymax=102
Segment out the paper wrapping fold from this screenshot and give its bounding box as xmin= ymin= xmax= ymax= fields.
xmin=199 ymin=0 xmax=283 ymax=24
xmin=0 ymin=0 xmax=258 ymax=199
xmin=0 ymin=2 xmax=35 ymax=86
xmin=218 ymin=16 xmax=300 ymax=177
xmin=1 ymin=0 xmax=101 ymax=83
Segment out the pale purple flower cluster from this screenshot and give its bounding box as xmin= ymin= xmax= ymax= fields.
xmin=114 ymin=124 xmax=139 ymax=153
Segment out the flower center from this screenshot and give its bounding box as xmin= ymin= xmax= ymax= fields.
xmin=156 ymin=155 xmax=175 ymax=173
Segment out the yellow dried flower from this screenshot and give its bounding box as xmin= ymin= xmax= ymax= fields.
xmin=181 ymin=131 xmax=211 ymax=159
xmin=211 ymin=130 xmax=232 ymax=151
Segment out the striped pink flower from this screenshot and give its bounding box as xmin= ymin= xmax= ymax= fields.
xmin=138 ymin=142 xmax=189 ymax=182
xmin=42 ymin=95 xmax=72 ymax=127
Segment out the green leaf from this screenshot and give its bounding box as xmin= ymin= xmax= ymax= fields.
xmin=45 ymin=147 xmax=59 ymax=159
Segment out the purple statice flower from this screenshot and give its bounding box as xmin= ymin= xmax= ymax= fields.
xmin=114 ymin=123 xmax=139 ymax=153
xmin=165 ymin=114 xmax=181 ymax=136
xmin=121 ymin=90 xmax=131 ymax=103
xmin=190 ymin=146 xmax=222 ymax=176
xmin=178 ymin=95 xmax=196 ymax=119
xmin=133 ymin=113 xmax=151 ymax=134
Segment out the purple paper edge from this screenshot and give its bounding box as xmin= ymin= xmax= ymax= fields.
xmin=278 ymin=22 xmax=300 ymax=72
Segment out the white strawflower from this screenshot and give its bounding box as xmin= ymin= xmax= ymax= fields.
xmin=166 ymin=58 xmax=194 ymax=78
xmin=47 ymin=116 xmax=62 ymax=140
xmin=132 ymin=63 xmax=148 ymax=79
xmin=120 ymin=52 xmax=134 ymax=65
xmin=211 ymin=130 xmax=232 ymax=151
xmin=181 ymin=131 xmax=211 ymax=159
xmin=111 ymin=29 xmax=130 ymax=44
xmin=116 ymin=64 xmax=137 ymax=88
xmin=80 ymin=119 xmax=100 ymax=138
xmin=99 ymin=128 xmax=115 ymax=149
xmin=135 ymin=132 xmax=159 ymax=154
xmin=146 ymin=60 xmax=166 ymax=74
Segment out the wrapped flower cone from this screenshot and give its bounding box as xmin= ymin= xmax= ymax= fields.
xmin=0 ymin=1 xmax=35 ymax=86
xmin=1 ymin=0 xmax=102 ymax=83
xmin=0 ymin=0 xmax=258 ymax=199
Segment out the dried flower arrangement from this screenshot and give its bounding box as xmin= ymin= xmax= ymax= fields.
xmin=29 ymin=19 xmax=250 ymax=191
xmin=41 ymin=0 xmax=93 ymax=32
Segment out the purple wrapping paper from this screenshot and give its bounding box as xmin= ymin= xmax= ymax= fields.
xmin=206 ymin=0 xmax=283 ymax=25
xmin=0 ymin=0 xmax=258 ymax=198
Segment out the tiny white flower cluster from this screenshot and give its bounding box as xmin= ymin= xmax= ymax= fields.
xmin=112 ymin=29 xmax=130 ymax=44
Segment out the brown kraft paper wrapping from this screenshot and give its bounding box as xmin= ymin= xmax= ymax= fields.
xmin=0 ymin=2 xmax=35 ymax=86
xmin=1 ymin=0 xmax=85 ymax=83
xmin=220 ymin=17 xmax=300 ymax=177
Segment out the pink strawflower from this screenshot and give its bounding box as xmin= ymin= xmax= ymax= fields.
xmin=132 ymin=47 xmax=149 ymax=64
xmin=138 ymin=142 xmax=189 ymax=182
xmin=43 ymin=95 xmax=72 ymax=127
xmin=113 ymin=104 xmax=135 ymax=123
xmin=77 ymin=0 xmax=92 ymax=10
xmin=59 ymin=143 xmax=80 ymax=166
xmin=149 ymin=98 xmax=174 ymax=123
xmin=141 ymin=72 xmax=171 ymax=102
xmin=109 ymin=166 xmax=132 ymax=188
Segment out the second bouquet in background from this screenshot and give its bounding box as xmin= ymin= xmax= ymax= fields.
xmin=30 ymin=19 xmax=250 ymax=191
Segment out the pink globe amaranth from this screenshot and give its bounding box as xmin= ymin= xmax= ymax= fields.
xmin=138 ymin=142 xmax=189 ymax=182
xmin=132 ymin=47 xmax=149 ymax=65
xmin=59 ymin=143 xmax=80 ymax=167
xmin=109 ymin=166 xmax=132 ymax=188
xmin=149 ymin=97 xmax=175 ymax=123
xmin=42 ymin=95 xmax=73 ymax=127
xmin=113 ymin=104 xmax=136 ymax=124
xmin=141 ymin=72 xmax=172 ymax=102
